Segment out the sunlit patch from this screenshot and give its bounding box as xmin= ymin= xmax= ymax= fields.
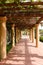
xmin=11 ymin=57 xmax=25 ymax=60
xmin=21 ymin=35 xmax=29 ymax=39
xmin=2 ymin=22 xmax=6 ymax=30
xmin=33 ymin=0 xmax=38 ymax=2
xmin=6 ymin=60 xmax=24 ymax=64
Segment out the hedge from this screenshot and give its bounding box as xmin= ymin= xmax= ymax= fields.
xmin=40 ymin=36 xmax=43 ymax=42
xmin=6 ymin=43 xmax=12 ymax=53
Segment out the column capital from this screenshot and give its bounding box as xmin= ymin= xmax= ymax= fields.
xmin=35 ymin=24 xmax=39 ymax=27
xmin=36 ymin=24 xmax=39 ymax=47
xmin=11 ymin=24 xmax=15 ymax=27
xmin=0 ymin=16 xmax=7 ymax=23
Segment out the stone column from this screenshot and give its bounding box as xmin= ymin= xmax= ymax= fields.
xmin=16 ymin=28 xmax=21 ymax=43
xmin=20 ymin=30 xmax=21 ymax=39
xmin=11 ymin=24 xmax=15 ymax=47
xmin=15 ymin=26 xmax=16 ymax=45
xmin=30 ymin=29 xmax=32 ymax=41
xmin=32 ymin=27 xmax=34 ymax=43
xmin=0 ymin=16 xmax=7 ymax=60
xmin=19 ymin=30 xmax=21 ymax=40
xmin=36 ymin=24 xmax=39 ymax=47
xmin=16 ymin=28 xmax=18 ymax=43
xmin=16 ymin=28 xmax=19 ymax=43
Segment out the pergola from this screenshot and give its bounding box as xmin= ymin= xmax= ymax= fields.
xmin=0 ymin=1 xmax=43 ymax=60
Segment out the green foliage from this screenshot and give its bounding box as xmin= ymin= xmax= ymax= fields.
xmin=6 ymin=0 xmax=14 ymax=3
xmin=39 ymin=30 xmax=43 ymax=36
xmin=0 ymin=0 xmax=26 ymax=4
xmin=0 ymin=0 xmax=6 ymax=4
xmin=40 ymin=36 xmax=43 ymax=42
xmin=6 ymin=43 xmax=12 ymax=53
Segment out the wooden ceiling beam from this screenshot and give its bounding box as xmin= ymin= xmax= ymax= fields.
xmin=36 ymin=17 xmax=43 ymax=24
xmin=0 ymin=2 xmax=43 ymax=7
xmin=6 ymin=12 xmax=43 ymax=20
xmin=20 ymin=2 xmax=43 ymax=5
xmin=0 ymin=8 xmax=43 ymax=13
xmin=9 ymin=13 xmax=43 ymax=18
xmin=0 ymin=3 xmax=17 ymax=7
xmin=0 ymin=9 xmax=43 ymax=17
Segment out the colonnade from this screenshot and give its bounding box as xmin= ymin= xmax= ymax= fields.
xmin=0 ymin=16 xmax=21 ymax=60
xmin=0 ymin=16 xmax=40 ymax=61
xmin=29 ymin=24 xmax=39 ymax=47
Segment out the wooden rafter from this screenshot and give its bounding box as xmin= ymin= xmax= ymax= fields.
xmin=36 ymin=17 xmax=43 ymax=24
xmin=0 ymin=2 xmax=43 ymax=29
xmin=0 ymin=2 xmax=43 ymax=7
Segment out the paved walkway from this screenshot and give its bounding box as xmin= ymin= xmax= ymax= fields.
xmin=0 ymin=38 xmax=43 ymax=65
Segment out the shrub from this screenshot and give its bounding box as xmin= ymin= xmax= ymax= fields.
xmin=40 ymin=36 xmax=43 ymax=42
xmin=6 ymin=43 xmax=12 ymax=53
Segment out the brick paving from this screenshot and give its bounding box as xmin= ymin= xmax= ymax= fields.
xmin=0 ymin=38 xmax=43 ymax=65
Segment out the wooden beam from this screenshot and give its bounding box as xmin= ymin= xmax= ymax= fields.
xmin=36 ymin=17 xmax=43 ymax=24
xmin=0 ymin=2 xmax=43 ymax=7
xmin=20 ymin=2 xmax=43 ymax=5
xmin=0 ymin=7 xmax=43 ymax=11
xmin=6 ymin=12 xmax=43 ymax=19
xmin=0 ymin=9 xmax=43 ymax=17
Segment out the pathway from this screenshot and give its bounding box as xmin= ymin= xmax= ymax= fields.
xmin=0 ymin=38 xmax=43 ymax=65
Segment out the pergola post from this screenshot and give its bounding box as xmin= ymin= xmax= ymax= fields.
xmin=19 ymin=30 xmax=21 ymax=40
xmin=16 ymin=28 xmax=18 ymax=43
xmin=15 ymin=26 xmax=16 ymax=45
xmin=11 ymin=24 xmax=15 ymax=47
xmin=32 ymin=27 xmax=34 ymax=43
xmin=36 ymin=24 xmax=39 ymax=47
xmin=0 ymin=16 xmax=7 ymax=60
xmin=16 ymin=28 xmax=21 ymax=43
xmin=20 ymin=30 xmax=21 ymax=39
xmin=30 ymin=29 xmax=32 ymax=41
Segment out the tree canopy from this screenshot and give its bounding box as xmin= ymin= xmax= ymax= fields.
xmin=0 ymin=0 xmax=26 ymax=4
xmin=0 ymin=0 xmax=42 ymax=4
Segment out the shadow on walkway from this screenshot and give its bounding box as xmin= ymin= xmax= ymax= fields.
xmin=0 ymin=39 xmax=33 ymax=65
